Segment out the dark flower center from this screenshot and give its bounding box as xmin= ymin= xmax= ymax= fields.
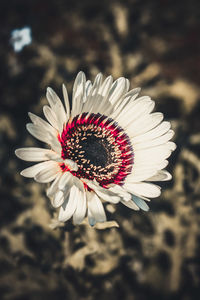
xmin=59 ymin=113 xmax=134 ymax=188
xmin=79 ymin=134 xmax=110 ymax=168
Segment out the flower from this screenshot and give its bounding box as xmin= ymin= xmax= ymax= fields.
xmin=15 ymin=72 xmax=176 ymax=226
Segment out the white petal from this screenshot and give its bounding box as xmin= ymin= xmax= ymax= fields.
xmin=134 ymin=144 xmax=173 ymax=165
xmin=73 ymin=190 xmax=87 ymax=224
xmin=82 ymin=73 xmax=103 ymax=113
xmin=124 ymin=182 xmax=161 ymax=198
xmin=26 ymin=123 xmax=51 ymax=144
xmin=123 ymin=87 xmax=141 ymax=102
xmin=50 ymin=137 xmax=62 ymax=154
xmin=71 ymin=71 xmax=86 ymax=117
xmin=125 ymin=169 xmax=158 ymax=183
xmin=128 ymin=160 xmax=169 ymax=183
xmin=51 ymin=190 xmax=64 ymax=208
xmin=63 ymin=159 xmax=78 ymax=171
xmin=88 ymin=206 xmax=96 ymax=226
xmin=87 ymin=192 xmax=106 ymax=225
xmin=90 ymin=73 xmax=103 ymax=96
xmin=34 ymin=161 xmax=60 ymax=183
xmin=131 ymin=121 xmax=171 ymax=144
xmin=58 ymin=171 xmax=73 ymax=191
xmin=46 ymin=87 xmax=66 ymax=132
xmin=167 ymin=141 xmax=176 ymax=151
xmin=98 ymin=75 xmax=113 ymax=98
xmin=20 ymin=161 xmax=58 ymax=178
xmin=62 ymin=83 xmax=70 ymax=121
xmin=146 ymin=170 xmax=172 ymax=181
xmin=110 ymin=88 xmax=141 ymax=119
xmin=84 ymin=180 xmax=120 ymax=203
xmin=47 ymin=173 xmax=62 ymax=197
xmin=132 ymin=159 xmax=169 ymax=171
xmin=133 ymin=130 xmax=174 ymax=151
xmin=88 ymin=94 xmax=112 ymax=115
xmin=15 ymin=148 xmax=57 ymax=162
xmin=58 ymin=185 xmax=78 ymax=222
xmin=108 ymin=77 xmax=129 ymax=106
xmin=116 ymin=98 xmax=155 ymax=129
xmin=84 ymin=80 xmax=92 ymax=100
xmin=127 ymin=112 xmax=164 ymax=138
xmin=109 ymin=185 xmax=131 ymax=201
xmin=28 ymin=112 xmax=57 ymax=136
xmin=120 ymin=199 xmax=140 ymax=210
xmin=43 ymin=105 xmax=59 ymax=130
xmin=26 ymin=123 xmax=61 ymax=153
xmin=73 ymin=176 xmax=85 ymax=192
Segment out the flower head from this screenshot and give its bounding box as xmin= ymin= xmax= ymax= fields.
xmin=15 ymin=72 xmax=176 ymax=226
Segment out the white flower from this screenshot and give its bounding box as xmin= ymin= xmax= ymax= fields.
xmin=15 ymin=72 xmax=176 ymax=226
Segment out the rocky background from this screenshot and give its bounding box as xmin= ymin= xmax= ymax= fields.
xmin=0 ymin=0 xmax=200 ymax=299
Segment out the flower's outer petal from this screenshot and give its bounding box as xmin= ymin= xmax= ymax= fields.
xmin=109 ymin=185 xmax=131 ymax=201
xmin=47 ymin=173 xmax=62 ymax=197
xmin=88 ymin=206 xmax=96 ymax=227
xmin=116 ymin=97 xmax=155 ymax=129
xmin=131 ymin=159 xmax=168 ymax=173
xmin=63 ymin=159 xmax=78 ymax=171
xmin=98 ymin=75 xmax=113 ymax=98
xmin=28 ymin=112 xmax=58 ymax=136
xmin=62 ymin=83 xmax=70 ymax=121
xmin=133 ymin=143 xmax=174 ymax=169
xmin=120 ymin=199 xmax=140 ymax=210
xmin=52 ymin=190 xmax=64 ymax=208
xmin=58 ymin=171 xmax=73 ymax=191
xmin=87 ymin=94 xmax=113 ymax=116
xmin=133 ymin=130 xmax=174 ymax=151
xmin=26 ymin=123 xmax=61 ymax=153
xmin=26 ymin=123 xmax=52 ymax=144
xmin=46 ymin=87 xmax=67 ymax=132
xmin=58 ymin=185 xmax=78 ymax=222
xmin=108 ymin=77 xmax=129 ymax=106
xmin=90 ymin=73 xmax=103 ymax=96
xmin=20 ymin=161 xmax=57 ymax=178
xmin=88 ymin=75 xmax=114 ymax=115
xmin=124 ymin=182 xmax=161 ymax=198
xmin=111 ymin=87 xmax=141 ymax=119
xmin=43 ymin=105 xmax=59 ymax=131
xmin=73 ymin=176 xmax=85 ymax=192
xmin=15 ymin=148 xmax=57 ymax=162
xmin=84 ymin=80 xmax=92 ymax=101
xmin=126 ymin=112 xmax=164 ymax=138
xmin=82 ymin=73 xmax=103 ymax=113
xmin=146 ymin=170 xmax=172 ymax=181
xmin=84 ymin=179 xmax=120 ymax=203
xmin=131 ymin=121 xmax=171 ymax=144
xmin=71 ymin=71 xmax=86 ymax=117
xmin=34 ymin=161 xmax=60 ymax=183
xmin=167 ymin=142 xmax=176 ymax=151
xmin=87 ymin=191 xmax=106 ymax=225
xmin=126 ymin=159 xmax=169 ymax=184
xmin=73 ymin=190 xmax=87 ymax=224
xmin=125 ymin=170 xmax=158 ymax=183
xmin=132 ymin=195 xmax=150 ymax=211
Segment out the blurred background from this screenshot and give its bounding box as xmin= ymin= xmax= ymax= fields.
xmin=0 ymin=0 xmax=200 ymax=299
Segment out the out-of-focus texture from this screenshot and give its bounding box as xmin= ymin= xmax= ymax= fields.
xmin=0 ymin=0 xmax=200 ymax=299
